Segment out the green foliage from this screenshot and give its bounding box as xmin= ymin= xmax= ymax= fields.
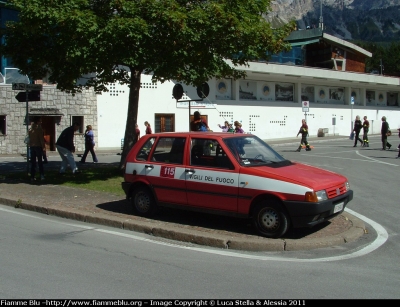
xmin=5 ymin=166 xmax=125 ymax=196
xmin=0 ymin=0 xmax=294 ymax=167
xmin=1 ymin=0 xmax=294 ymax=91
xmin=356 ymin=41 xmax=400 ymax=76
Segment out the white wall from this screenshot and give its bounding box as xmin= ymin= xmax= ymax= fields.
xmin=96 ymin=67 xmax=400 ymax=149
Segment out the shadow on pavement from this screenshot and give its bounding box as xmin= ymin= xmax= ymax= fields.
xmin=96 ymin=200 xmax=332 ymax=239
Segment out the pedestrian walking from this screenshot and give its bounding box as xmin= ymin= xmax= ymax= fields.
xmin=28 ymin=116 xmax=46 ymax=182
xmin=352 ymin=115 xmax=363 ymax=147
xmin=144 ymin=121 xmax=152 ymax=134
xmin=135 ymin=124 xmax=141 ymax=141
xmin=397 ymin=128 xmax=400 ymax=159
xmin=56 ymin=122 xmax=81 ymax=174
xmin=362 ymin=116 xmax=370 ymax=147
xmin=80 ymin=125 xmax=98 ymax=163
xmin=296 ymin=119 xmax=311 ymax=152
xmin=380 ymin=116 xmax=392 ymax=150
xmin=42 ymin=130 xmax=49 ymax=163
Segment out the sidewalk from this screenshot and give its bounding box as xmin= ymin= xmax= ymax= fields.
xmin=0 ymin=134 xmax=367 ymax=252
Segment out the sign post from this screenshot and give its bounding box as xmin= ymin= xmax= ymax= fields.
xmin=302 ymin=101 xmax=309 ymax=122
xmin=173 ymin=83 xmax=212 ymax=131
xmin=12 ymin=83 xmax=43 ymax=174
xmin=351 ymin=96 xmax=354 ymax=133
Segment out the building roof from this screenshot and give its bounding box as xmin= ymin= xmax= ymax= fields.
xmin=285 ymin=28 xmax=372 ymax=57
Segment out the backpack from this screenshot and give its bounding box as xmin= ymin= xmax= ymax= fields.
xmin=196 ymin=120 xmax=208 ymax=131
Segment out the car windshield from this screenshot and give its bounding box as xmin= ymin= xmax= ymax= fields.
xmin=223 ymin=135 xmax=290 ymax=167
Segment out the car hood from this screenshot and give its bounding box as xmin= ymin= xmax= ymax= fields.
xmin=242 ymin=162 xmax=347 ymax=190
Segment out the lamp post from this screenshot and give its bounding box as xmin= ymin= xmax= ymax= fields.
xmin=319 ymin=0 xmax=324 ymax=30
xmin=350 ymin=96 xmax=354 ymax=135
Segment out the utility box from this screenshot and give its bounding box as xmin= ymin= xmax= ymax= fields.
xmin=318 ymin=128 xmax=329 ymax=137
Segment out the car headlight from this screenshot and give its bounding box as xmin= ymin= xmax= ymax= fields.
xmin=315 ymin=190 xmax=328 ymax=201
xmin=345 ymin=181 xmax=350 ymax=191
xmin=305 ymin=190 xmax=328 ymax=202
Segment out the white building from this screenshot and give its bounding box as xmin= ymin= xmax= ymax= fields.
xmin=97 ymin=29 xmax=400 ymax=149
xmin=97 ymin=63 xmax=400 ymax=149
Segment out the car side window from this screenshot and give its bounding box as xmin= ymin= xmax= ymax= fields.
xmin=190 ymin=138 xmax=233 ymax=169
xmin=150 ymin=137 xmax=186 ymax=164
xmin=136 ymin=137 xmax=156 ymax=161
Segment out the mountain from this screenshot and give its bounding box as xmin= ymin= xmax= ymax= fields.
xmin=267 ymin=0 xmax=400 ymax=42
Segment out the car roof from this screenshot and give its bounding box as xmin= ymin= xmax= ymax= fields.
xmin=147 ymin=132 xmax=252 ymax=138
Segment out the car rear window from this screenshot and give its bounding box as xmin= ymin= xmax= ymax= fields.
xmin=136 ymin=137 xmax=156 ymax=161
xmin=149 ymin=137 xmax=186 ymax=164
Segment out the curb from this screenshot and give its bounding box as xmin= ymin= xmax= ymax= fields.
xmin=0 ymin=196 xmax=366 ymax=251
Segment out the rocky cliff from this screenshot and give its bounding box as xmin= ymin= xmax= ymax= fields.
xmin=267 ymin=0 xmax=400 ymax=42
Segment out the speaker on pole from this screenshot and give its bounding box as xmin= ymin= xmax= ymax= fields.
xmin=196 ymin=82 xmax=209 ymax=99
xmin=172 ymin=84 xmax=184 ymax=100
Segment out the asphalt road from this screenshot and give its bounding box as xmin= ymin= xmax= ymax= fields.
xmin=0 ymin=134 xmax=399 ymax=298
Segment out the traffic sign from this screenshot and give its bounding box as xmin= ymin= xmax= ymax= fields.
xmin=351 ymin=96 xmax=355 ymax=105
xmin=302 ymin=101 xmax=309 ymax=112
xmin=15 ymin=90 xmax=40 ymax=102
xmin=12 ymin=83 xmax=43 ymax=91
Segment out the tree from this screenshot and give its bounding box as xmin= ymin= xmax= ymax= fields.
xmin=0 ymin=0 xmax=294 ymax=168
xmin=359 ymin=41 xmax=400 ymax=76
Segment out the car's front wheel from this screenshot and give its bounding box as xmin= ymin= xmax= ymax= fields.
xmin=252 ymin=200 xmax=289 ymax=238
xmin=131 ymin=186 xmax=157 ymax=217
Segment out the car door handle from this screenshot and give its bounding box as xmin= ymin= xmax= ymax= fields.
xmin=145 ymin=165 xmax=154 ymax=170
xmin=185 ymin=169 xmax=195 ymax=175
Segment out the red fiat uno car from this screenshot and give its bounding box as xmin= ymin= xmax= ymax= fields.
xmin=122 ymin=132 xmax=353 ymax=238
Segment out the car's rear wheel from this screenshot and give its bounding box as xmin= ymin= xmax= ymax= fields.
xmin=252 ymin=200 xmax=289 ymax=238
xmin=131 ymin=186 xmax=157 ymax=217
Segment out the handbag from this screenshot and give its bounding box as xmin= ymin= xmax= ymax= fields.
xmin=24 ymin=134 xmax=30 ymax=144
xmin=349 ymin=132 xmax=354 ymax=140
xmin=386 ymin=130 xmax=392 ymax=136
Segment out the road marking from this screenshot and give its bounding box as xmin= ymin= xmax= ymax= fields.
xmin=298 ymin=152 xmax=399 ymax=166
xmin=0 ymin=206 xmax=388 ymax=263
xmin=355 ymin=151 xmax=399 ymax=166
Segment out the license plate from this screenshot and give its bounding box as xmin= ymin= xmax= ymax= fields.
xmin=334 ymin=202 xmax=344 ymax=213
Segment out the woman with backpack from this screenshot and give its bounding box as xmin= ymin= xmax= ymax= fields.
xmin=190 ymin=111 xmax=209 ymax=131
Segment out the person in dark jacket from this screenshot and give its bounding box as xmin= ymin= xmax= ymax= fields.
xmin=380 ymin=116 xmax=392 ymax=150
xmin=296 ymin=119 xmax=311 ymax=152
xmin=362 ymin=116 xmax=370 ymax=147
xmin=352 ymin=115 xmax=363 ymax=147
xmin=190 ymin=111 xmax=209 ymax=131
xmin=80 ymin=125 xmax=98 ymax=163
xmin=28 ymin=116 xmax=46 ymax=181
xmin=397 ymin=128 xmax=400 ymax=159
xmin=56 ymin=122 xmax=81 ymax=174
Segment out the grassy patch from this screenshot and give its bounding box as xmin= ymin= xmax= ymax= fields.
xmin=4 ymin=166 xmax=125 ymax=196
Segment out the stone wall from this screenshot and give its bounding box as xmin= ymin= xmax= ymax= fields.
xmin=0 ymin=85 xmax=97 ymax=155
